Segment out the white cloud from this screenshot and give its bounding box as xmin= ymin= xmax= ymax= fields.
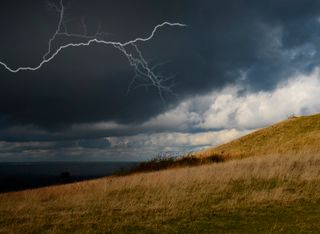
xmin=98 ymin=68 xmax=320 ymax=159
xmin=144 ymin=67 xmax=320 ymax=131
xmin=200 ymin=68 xmax=320 ymax=129
xmin=4 ymin=68 xmax=320 ymax=161
xmin=107 ymin=129 xmax=248 ymax=157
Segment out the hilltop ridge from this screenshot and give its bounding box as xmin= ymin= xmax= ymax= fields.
xmin=197 ymin=113 xmax=320 ymax=159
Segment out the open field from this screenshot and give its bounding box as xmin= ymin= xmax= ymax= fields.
xmin=1 ymin=151 xmax=320 ymax=233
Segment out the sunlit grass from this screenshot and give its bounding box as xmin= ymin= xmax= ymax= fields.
xmin=197 ymin=114 xmax=320 ymax=160
xmin=0 ymin=151 xmax=320 ymax=233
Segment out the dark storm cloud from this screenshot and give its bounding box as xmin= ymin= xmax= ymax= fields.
xmin=0 ymin=138 xmax=111 ymax=157
xmin=1 ymin=0 xmax=320 ymax=139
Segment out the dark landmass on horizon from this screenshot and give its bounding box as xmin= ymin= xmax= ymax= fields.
xmin=0 ymin=161 xmax=138 ymax=193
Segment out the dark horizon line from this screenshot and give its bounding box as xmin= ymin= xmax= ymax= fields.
xmin=0 ymin=160 xmax=143 ymax=163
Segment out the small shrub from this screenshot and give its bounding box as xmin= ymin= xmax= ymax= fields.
xmin=117 ymin=152 xmax=225 ymax=176
xmin=206 ymin=154 xmax=225 ymax=163
xmin=60 ymin=171 xmax=71 ymax=180
xmin=288 ymin=114 xmax=298 ymax=119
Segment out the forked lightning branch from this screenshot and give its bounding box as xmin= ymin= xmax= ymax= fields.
xmin=0 ymin=0 xmax=186 ymax=99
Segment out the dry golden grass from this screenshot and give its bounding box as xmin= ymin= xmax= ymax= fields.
xmin=197 ymin=114 xmax=320 ymax=160
xmin=1 ymin=151 xmax=320 ymax=233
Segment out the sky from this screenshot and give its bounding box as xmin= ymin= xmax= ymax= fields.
xmin=1 ymin=0 xmax=320 ymax=161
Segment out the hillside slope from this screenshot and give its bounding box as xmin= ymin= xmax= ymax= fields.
xmin=1 ymin=114 xmax=320 ymax=233
xmin=1 ymin=152 xmax=320 ymax=233
xmin=197 ymin=114 xmax=320 ymax=159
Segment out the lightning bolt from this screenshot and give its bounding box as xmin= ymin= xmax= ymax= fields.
xmin=0 ymin=0 xmax=187 ymax=100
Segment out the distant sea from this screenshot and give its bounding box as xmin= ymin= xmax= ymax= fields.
xmin=0 ymin=162 xmax=139 ymax=193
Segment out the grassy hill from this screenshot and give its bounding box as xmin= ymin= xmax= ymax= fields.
xmin=1 ymin=114 xmax=320 ymax=233
xmin=197 ymin=114 xmax=320 ymax=159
